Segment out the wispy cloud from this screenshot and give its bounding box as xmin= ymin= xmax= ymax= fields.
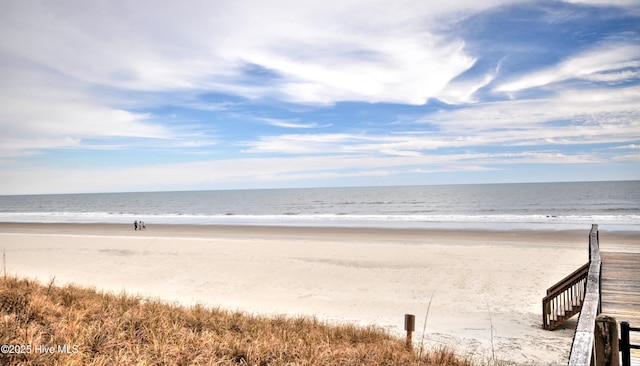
xmin=436 ymin=72 xmax=495 ymax=105
xmin=563 ymin=0 xmax=640 ymax=9
xmin=0 ymin=148 xmax=605 ymax=194
xmin=256 ymin=118 xmax=328 ymax=129
xmin=243 ymin=85 xmax=640 ymax=157
xmin=0 ymin=1 xmax=492 ymax=105
xmin=494 ymin=41 xmax=640 ymax=92
xmin=0 ymin=0 xmax=638 ymax=193
xmin=612 ymin=144 xmax=640 ymax=150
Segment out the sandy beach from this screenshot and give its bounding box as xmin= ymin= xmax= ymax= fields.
xmin=1 ymin=223 xmax=637 ymax=364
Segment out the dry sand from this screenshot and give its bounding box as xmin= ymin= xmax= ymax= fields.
xmin=2 ymin=223 xmax=637 ymax=365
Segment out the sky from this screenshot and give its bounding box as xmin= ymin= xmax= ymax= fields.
xmin=1 ymin=0 xmax=639 ymax=195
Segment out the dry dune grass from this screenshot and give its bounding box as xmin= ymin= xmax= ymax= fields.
xmin=1 ymin=276 xmax=474 ymax=365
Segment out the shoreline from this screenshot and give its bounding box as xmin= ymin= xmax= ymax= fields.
xmin=2 ymin=217 xmax=638 ymax=233
xmin=2 ymin=223 xmax=638 ymax=364
xmin=2 ymin=222 xmax=638 ymax=251
xmin=3 ymin=220 xmax=637 ymax=237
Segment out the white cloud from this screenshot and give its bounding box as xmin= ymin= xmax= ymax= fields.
xmin=0 ymin=84 xmax=170 ymax=155
xmin=433 ymin=84 xmax=640 ymax=126
xmin=0 ymin=0 xmax=523 ymax=105
xmin=249 ymin=35 xmax=475 ymax=105
xmin=1 ymin=0 xmax=638 ymax=193
xmin=563 ymin=0 xmax=640 ymax=8
xmin=436 ymin=72 xmax=495 ymax=104
xmin=243 ymin=134 xmax=369 ymax=154
xmin=612 ymin=152 xmax=640 ymax=161
xmin=495 ymin=42 xmax=640 ymax=92
xmin=0 ymin=149 xmax=603 ymax=194
xmin=256 ymin=118 xmax=327 ymax=129
xmin=612 ymin=144 xmax=640 ymax=150
xmin=242 ymin=84 xmax=640 ymax=158
xmin=0 ymin=0 xmax=526 ymax=159
xmin=583 ymin=70 xmax=640 ymax=83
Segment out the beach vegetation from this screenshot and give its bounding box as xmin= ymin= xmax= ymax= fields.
xmin=1 ymin=275 xmax=481 ymax=365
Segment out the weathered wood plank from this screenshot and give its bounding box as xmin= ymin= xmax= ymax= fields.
xmin=600 ymin=250 xmax=640 ymax=365
xmin=602 ymin=298 xmax=640 ymax=306
xmin=601 ymin=251 xmax=640 ymax=328
xmin=564 ymin=226 xmax=639 ymax=365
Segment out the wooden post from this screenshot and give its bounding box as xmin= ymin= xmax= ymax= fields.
xmin=594 ymin=315 xmax=619 ymax=366
xmin=404 ymin=314 xmax=415 ymax=351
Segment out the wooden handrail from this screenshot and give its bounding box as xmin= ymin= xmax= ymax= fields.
xmin=542 ymin=263 xmax=589 ymax=330
xmin=542 ymin=245 xmax=592 ymax=330
xmin=546 ymin=262 xmax=589 ymax=297
xmin=568 ymin=224 xmax=601 ymax=366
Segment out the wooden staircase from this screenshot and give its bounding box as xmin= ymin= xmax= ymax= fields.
xmin=543 ymin=262 xmax=590 ymax=330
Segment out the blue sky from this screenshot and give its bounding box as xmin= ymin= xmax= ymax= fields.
xmin=1 ymin=0 xmax=639 ymax=194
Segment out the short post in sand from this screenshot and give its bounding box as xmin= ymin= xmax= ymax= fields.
xmin=404 ymin=314 xmax=415 ymax=351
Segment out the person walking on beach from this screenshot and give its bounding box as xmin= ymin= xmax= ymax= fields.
xmin=140 ymin=220 xmax=145 ymax=230
xmin=134 ymin=220 xmax=138 ymax=231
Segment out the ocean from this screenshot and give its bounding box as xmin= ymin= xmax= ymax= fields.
xmin=0 ymin=181 xmax=638 ymax=231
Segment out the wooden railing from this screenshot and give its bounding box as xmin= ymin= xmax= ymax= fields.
xmin=543 ymin=262 xmax=589 ymax=330
xmin=568 ymin=224 xmax=602 ymax=366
